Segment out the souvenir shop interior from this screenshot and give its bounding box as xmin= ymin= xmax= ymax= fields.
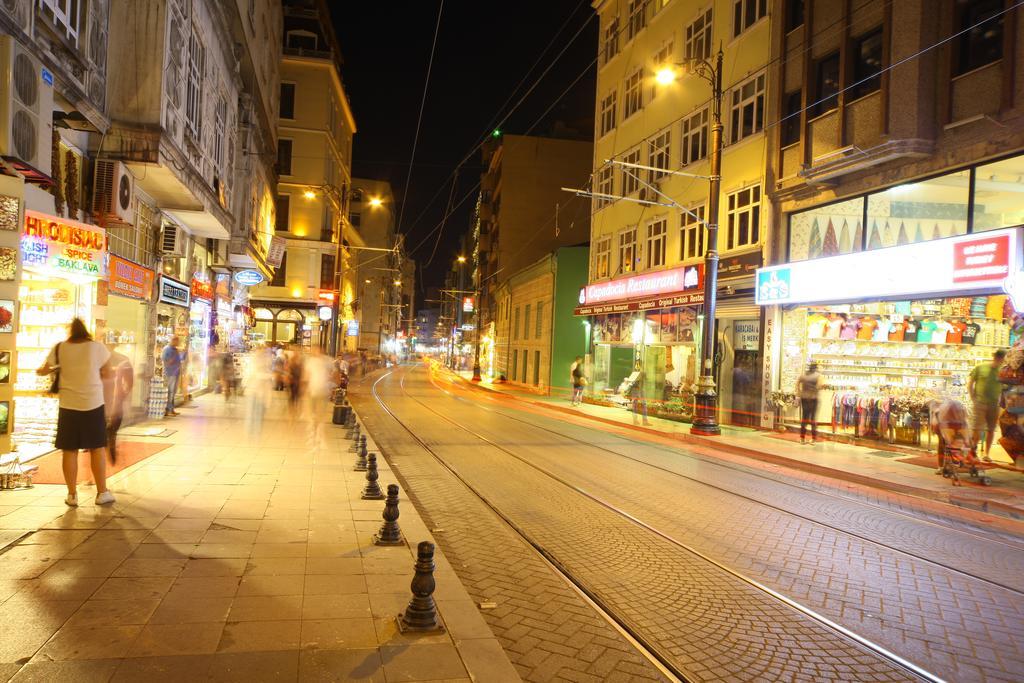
xmin=779 ymin=295 xmax=1012 ymax=446
xmin=105 ymin=290 xmax=149 ymax=412
xmin=14 ymin=273 xmax=98 ymax=457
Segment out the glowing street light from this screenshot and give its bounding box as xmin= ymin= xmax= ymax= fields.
xmin=368 ymin=196 xmax=383 ymax=208
xmin=456 ymin=255 xmax=466 ymax=263
xmin=303 ymin=189 xmax=316 ymax=200
xmin=655 ymin=66 xmax=678 ymax=85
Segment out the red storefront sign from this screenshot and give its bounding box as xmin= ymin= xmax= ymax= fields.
xmin=579 ymin=264 xmax=703 ymax=307
xmin=190 ymin=278 xmax=214 ymax=302
xmin=953 ymin=233 xmax=1011 ymax=283
xmin=108 ymin=255 xmax=155 ymax=301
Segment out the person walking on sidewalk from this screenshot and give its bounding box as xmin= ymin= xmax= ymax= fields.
xmin=102 ymin=342 xmax=133 ymax=464
xmin=628 ymin=366 xmax=650 ymax=426
xmin=36 ymin=318 xmax=115 ymax=507
xmin=161 ymin=336 xmax=183 ymax=417
xmin=570 ymin=356 xmax=586 ymax=406
xmin=968 ymin=349 xmax=1006 ymax=458
xmin=797 ymin=362 xmax=822 ymax=444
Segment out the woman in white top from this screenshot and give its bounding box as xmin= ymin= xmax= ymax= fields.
xmin=37 ymin=318 xmax=114 ymax=507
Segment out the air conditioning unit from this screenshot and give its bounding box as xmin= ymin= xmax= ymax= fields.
xmin=93 ymin=160 xmax=135 ymax=224
xmin=161 ymin=222 xmax=186 ymax=257
xmin=0 ymin=35 xmax=53 ymax=174
xmin=1 ymin=0 xmax=33 ymax=35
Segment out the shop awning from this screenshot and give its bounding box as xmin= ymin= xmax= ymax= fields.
xmin=574 ymin=291 xmax=704 ymax=316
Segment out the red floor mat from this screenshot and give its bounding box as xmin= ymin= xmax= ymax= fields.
xmin=29 ymin=442 xmax=172 ymax=484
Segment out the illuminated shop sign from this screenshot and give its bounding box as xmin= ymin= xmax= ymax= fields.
xmin=190 ymin=278 xmax=214 ymax=302
xmin=346 ymin=320 xmax=359 ymax=336
xmin=108 ymin=255 xmax=155 ymax=301
xmin=158 ymin=275 xmax=191 ymax=308
xmin=756 ymin=227 xmax=1021 ymax=306
xmin=21 ymin=210 xmax=106 ymax=278
xmin=579 ymin=264 xmax=702 ymax=307
xmin=234 ymin=270 xmax=264 ymax=286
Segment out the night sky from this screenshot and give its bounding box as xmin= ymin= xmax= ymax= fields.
xmin=332 ymin=1 xmax=597 ymax=301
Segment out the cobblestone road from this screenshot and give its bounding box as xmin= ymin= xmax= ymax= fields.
xmin=355 ymin=368 xmax=933 ymax=682
xmin=350 ymin=378 xmax=670 ymax=682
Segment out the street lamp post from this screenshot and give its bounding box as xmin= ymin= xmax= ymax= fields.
xmin=687 ymin=49 xmax=724 ymax=436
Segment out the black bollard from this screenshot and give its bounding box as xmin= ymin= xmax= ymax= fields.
xmin=354 ymin=443 xmax=368 ymax=472
xmin=398 ymin=541 xmax=442 ymax=632
xmin=348 ymin=427 xmax=361 ymax=452
xmin=361 ymin=453 xmax=385 ymax=500
xmin=332 ymin=401 xmax=345 ymax=425
xmin=373 ymin=485 xmax=404 ymax=546
xmin=345 ymin=420 xmax=356 ymax=439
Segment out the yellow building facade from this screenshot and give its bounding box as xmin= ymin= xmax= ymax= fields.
xmin=250 ymin=1 xmax=358 ymax=352
xmin=586 ymin=0 xmax=772 ymax=426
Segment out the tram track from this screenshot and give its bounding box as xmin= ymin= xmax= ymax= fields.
xmin=430 ymin=369 xmax=1024 ymax=596
xmin=370 ymin=366 xmax=939 ymax=683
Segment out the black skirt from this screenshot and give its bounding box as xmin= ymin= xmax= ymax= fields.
xmin=55 ymin=405 xmax=107 ymax=451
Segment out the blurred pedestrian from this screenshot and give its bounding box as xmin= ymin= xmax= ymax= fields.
xmin=932 ymin=397 xmax=970 ymax=474
xmin=220 ymin=351 xmax=238 ymax=400
xmin=797 ymin=362 xmax=822 ymax=444
xmin=245 ymin=346 xmax=273 ymax=436
xmin=968 ymin=349 xmax=1005 ymax=457
xmin=161 ymin=335 xmax=182 ymax=417
xmin=36 ymin=318 xmax=115 ymax=507
xmin=103 ymin=342 xmax=133 ymax=464
xmin=271 ymin=346 xmax=286 ymax=390
xmin=628 ymin=365 xmax=649 ymax=426
xmin=570 ymin=356 xmax=585 ymax=406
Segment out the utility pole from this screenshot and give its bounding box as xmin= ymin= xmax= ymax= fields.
xmin=690 ymin=48 xmax=724 ymax=436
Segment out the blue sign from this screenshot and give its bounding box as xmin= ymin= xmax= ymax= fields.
xmin=41 ymin=67 xmax=53 ymax=86
xmin=755 ymin=267 xmax=792 ymax=305
xmin=233 ymin=270 xmax=264 ymax=286
xmin=346 ymin=320 xmax=359 ymax=337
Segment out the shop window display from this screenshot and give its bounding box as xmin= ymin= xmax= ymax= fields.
xmin=789 ymin=197 xmax=863 ymax=262
xmin=973 ymin=156 xmax=1024 ymax=232
xmin=780 ymin=295 xmax=1011 ymax=446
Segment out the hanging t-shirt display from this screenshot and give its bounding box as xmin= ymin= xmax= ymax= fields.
xmin=889 ymin=320 xmax=908 ymax=342
xmin=807 ymin=314 xmax=828 ymax=338
xmin=962 ymin=322 xmax=980 ymax=345
xmin=932 ymin=321 xmax=953 ymax=344
xmin=840 ymin=319 xmax=861 ymax=339
xmin=986 ymin=295 xmax=1008 ymax=320
xmin=904 ymin=321 xmax=919 ymax=342
xmin=917 ymin=320 xmax=937 ymax=343
xmin=872 ymin=319 xmax=892 ymax=342
xmin=947 ymin=321 xmax=967 ymax=344
xmin=825 ymin=317 xmax=843 ymax=338
xmin=857 ymin=318 xmax=878 ymax=340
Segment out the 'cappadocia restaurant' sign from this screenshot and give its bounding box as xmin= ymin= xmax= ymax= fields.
xmin=21 ymin=210 xmax=107 ymax=278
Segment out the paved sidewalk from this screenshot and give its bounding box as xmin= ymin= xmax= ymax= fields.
xmin=0 ymin=392 xmax=518 ymax=682
xmin=448 ymin=367 xmax=1024 ymax=522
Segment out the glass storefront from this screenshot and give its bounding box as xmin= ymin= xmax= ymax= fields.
xmin=187 ymin=299 xmax=211 ymax=393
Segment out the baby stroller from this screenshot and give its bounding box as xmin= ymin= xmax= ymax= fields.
xmin=941 ymin=434 xmax=992 ymax=486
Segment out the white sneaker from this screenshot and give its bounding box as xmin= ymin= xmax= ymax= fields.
xmin=64 ymin=493 xmax=78 ymax=507
xmin=95 ymin=491 xmax=116 ymax=505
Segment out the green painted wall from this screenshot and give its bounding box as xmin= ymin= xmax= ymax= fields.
xmin=549 ymin=246 xmax=589 ymax=393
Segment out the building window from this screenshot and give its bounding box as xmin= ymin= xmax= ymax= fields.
xmin=684 ymin=7 xmax=713 ymax=61
xmin=681 ymin=107 xmax=708 ymax=165
xmin=522 ymin=350 xmax=529 ymax=383
xmin=349 ymin=211 xmax=361 ymax=226
xmin=729 ymin=72 xmax=766 ymax=143
xmin=646 ymin=218 xmax=668 ymax=269
xmin=523 ymin=304 xmax=531 ymax=341
xmin=511 ymin=348 xmax=518 ymax=378
xmin=623 ymin=68 xmax=644 ymax=118
xmin=781 ymin=90 xmax=802 ymax=147
xmin=275 ymin=195 xmax=290 ymax=232
xmin=513 ymin=306 xmax=520 ymax=340
xmin=599 ymin=91 xmax=617 ymax=137
xmin=596 ymin=165 xmax=614 ymax=209
xmin=954 ymin=0 xmax=1003 ymax=76
xmin=533 ymin=350 xmax=541 ymax=386
xmin=602 ymin=15 xmax=620 ymax=64
xmin=277 ymin=139 xmax=293 ymax=176
xmin=535 ymin=302 xmax=543 ymax=338
xmin=619 ymin=228 xmax=637 ymax=274
xmin=38 ymin=0 xmax=81 ymax=46
xmin=280 ymin=83 xmax=296 ymax=119
xmin=186 ymin=28 xmax=205 ymax=138
xmin=850 ymin=28 xmax=883 ymax=100
xmin=726 ymin=185 xmax=761 ymax=250
xmin=648 ymin=129 xmax=671 ymax=183
xmin=732 ymin=0 xmax=767 ymax=37
xmin=213 ymin=99 xmax=226 ymax=168
xmin=785 ymin=0 xmax=804 ymax=31
xmin=681 ymin=204 xmax=706 ymax=261
xmin=271 ymin=253 xmax=287 ymax=286
xmin=811 ymin=52 xmax=840 ymax=117
xmin=594 ymin=235 xmax=612 ymax=279
xmin=626 ymin=0 xmax=646 ymax=41
xmin=286 ymin=29 xmax=319 ymax=52
xmin=622 ymin=146 xmax=642 ymax=195
xmin=320 ymin=253 xmax=335 ymax=290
